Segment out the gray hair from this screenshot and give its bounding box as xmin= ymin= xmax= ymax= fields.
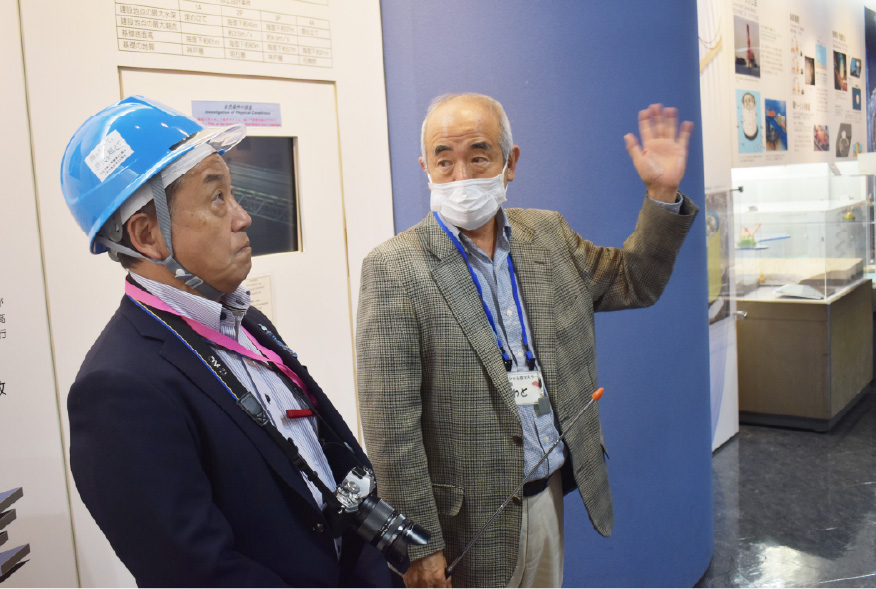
xmin=420 ymin=93 xmax=513 ymax=165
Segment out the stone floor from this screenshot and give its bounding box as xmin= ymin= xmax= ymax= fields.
xmin=696 ymin=385 xmax=876 ymax=587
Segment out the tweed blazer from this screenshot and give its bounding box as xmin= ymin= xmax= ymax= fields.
xmin=357 ymin=196 xmax=697 ymax=587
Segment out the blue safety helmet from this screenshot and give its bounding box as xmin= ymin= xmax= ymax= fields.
xmin=61 ymin=96 xmax=246 ymax=299
xmin=61 ymin=95 xmax=245 ymax=255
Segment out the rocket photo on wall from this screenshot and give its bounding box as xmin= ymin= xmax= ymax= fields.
xmin=734 ymin=16 xmax=761 ymax=78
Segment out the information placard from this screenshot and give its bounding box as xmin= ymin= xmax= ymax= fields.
xmin=730 ymin=0 xmax=865 ymax=167
xmin=115 ymin=0 xmax=332 ymax=67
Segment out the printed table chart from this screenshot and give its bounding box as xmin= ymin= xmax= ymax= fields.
xmin=116 ymin=0 xmax=332 ymax=67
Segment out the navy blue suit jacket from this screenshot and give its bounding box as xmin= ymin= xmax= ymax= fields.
xmin=69 ymin=295 xmax=391 ymax=587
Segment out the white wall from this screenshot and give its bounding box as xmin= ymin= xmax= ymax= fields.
xmin=0 ymin=1 xmax=78 ymax=586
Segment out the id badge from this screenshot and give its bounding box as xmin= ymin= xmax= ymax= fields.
xmin=508 ymin=370 xmax=545 ymax=407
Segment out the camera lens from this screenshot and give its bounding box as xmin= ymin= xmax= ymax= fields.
xmin=354 ymin=496 xmax=430 ymax=573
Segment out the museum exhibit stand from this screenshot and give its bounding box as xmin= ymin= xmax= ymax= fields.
xmin=731 ymin=162 xmax=874 ymax=431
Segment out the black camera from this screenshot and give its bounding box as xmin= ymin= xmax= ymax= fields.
xmin=326 ymin=466 xmax=430 ymax=573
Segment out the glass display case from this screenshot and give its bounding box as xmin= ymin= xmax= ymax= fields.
xmin=732 ymin=162 xmax=872 ymax=302
xmin=730 ymin=162 xmax=874 ymax=431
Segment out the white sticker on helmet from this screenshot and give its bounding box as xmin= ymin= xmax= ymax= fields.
xmin=85 ymin=130 xmax=133 ymax=182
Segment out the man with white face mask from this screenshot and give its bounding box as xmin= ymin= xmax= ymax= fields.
xmin=357 ymin=93 xmax=698 ymax=588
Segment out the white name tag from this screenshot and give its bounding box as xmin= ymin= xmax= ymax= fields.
xmin=508 ymin=370 xmax=545 ymax=406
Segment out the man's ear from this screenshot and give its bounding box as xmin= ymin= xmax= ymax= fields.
xmin=505 ymin=145 xmax=521 ymax=183
xmin=419 ymin=156 xmax=428 ymax=173
xmin=126 ymin=212 xmax=167 ymax=261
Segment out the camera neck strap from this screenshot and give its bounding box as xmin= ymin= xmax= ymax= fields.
xmin=126 ymin=288 xmax=344 ymax=513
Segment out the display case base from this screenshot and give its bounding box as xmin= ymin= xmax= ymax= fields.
xmin=737 ymin=279 xmax=873 ymax=432
xmin=740 ymin=383 xmax=869 ymax=431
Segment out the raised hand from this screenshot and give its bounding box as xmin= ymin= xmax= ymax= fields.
xmin=624 ymin=104 xmax=693 ymax=203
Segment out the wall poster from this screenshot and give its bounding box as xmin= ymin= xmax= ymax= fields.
xmin=731 ymin=0 xmax=866 ymax=167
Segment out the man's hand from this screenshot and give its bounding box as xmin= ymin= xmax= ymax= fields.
xmin=624 ymin=104 xmax=693 ymax=203
xmin=403 ymin=550 xmax=451 ymax=588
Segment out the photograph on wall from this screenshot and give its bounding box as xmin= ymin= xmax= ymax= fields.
xmin=854 ymin=87 xmax=862 ymax=111
xmin=737 ymin=89 xmax=763 ymax=153
xmin=836 ymin=123 xmax=852 ymax=157
xmin=851 ymin=57 xmax=862 ymax=78
xmin=816 ymin=44 xmax=827 ymax=68
xmin=805 ymin=56 xmax=815 ymax=85
xmin=834 ymin=51 xmax=848 ymax=91
xmin=734 ymin=16 xmax=761 ymax=77
xmin=814 ymin=124 xmax=829 ymax=151
xmin=764 ymin=99 xmax=787 ymax=151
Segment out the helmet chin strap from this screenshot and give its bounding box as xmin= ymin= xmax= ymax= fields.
xmin=149 ymin=177 xmax=225 ymax=300
xmin=97 ymin=176 xmax=225 ymax=301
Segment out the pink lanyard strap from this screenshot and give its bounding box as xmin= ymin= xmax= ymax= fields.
xmin=125 ymin=281 xmax=313 ymax=406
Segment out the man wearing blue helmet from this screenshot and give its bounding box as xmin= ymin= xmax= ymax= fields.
xmin=61 ymin=96 xmax=393 ymax=587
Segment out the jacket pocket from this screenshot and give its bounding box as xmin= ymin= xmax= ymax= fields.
xmin=432 ymin=484 xmax=464 ymax=517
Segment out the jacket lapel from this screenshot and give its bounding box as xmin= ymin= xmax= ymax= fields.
xmin=507 ymin=212 xmax=559 ymax=403
xmin=122 ymin=297 xmax=324 ymax=513
xmin=418 ymin=215 xmax=518 ymax=416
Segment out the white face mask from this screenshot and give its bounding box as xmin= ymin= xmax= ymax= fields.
xmin=428 ymin=161 xmax=508 ymax=230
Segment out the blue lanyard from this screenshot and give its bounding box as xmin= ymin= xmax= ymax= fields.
xmin=433 ymin=212 xmax=536 ymax=371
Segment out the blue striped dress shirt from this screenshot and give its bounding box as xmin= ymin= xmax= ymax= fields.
xmin=129 ymin=273 xmax=338 ymax=513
